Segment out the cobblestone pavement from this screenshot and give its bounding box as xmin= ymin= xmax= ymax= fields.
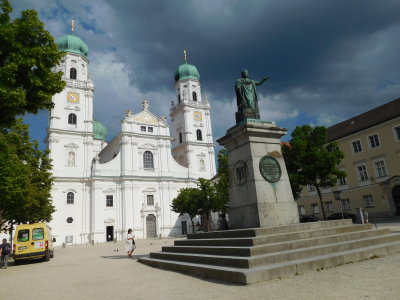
xmin=1 ymin=223 xmax=400 ymax=300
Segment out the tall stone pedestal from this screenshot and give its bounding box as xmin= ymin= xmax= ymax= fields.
xmin=217 ymin=120 xmax=299 ymax=229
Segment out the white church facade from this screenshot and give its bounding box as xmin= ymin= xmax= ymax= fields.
xmin=46 ymin=33 xmax=216 ymax=245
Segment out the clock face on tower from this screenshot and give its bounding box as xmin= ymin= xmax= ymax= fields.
xmin=193 ymin=111 xmax=202 ymax=121
xmin=67 ymin=92 xmax=80 ymax=104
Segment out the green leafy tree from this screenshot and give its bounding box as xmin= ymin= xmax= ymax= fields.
xmin=0 ymin=0 xmax=65 ymax=128
xmin=171 ymin=149 xmax=231 ymax=233
xmin=0 ymin=119 xmax=55 ymax=232
xmin=196 ymin=178 xmax=217 ymax=232
xmin=282 ymin=125 xmax=345 ymax=220
xmin=171 ymin=188 xmax=200 ymax=234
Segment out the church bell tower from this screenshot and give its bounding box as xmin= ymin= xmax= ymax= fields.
xmin=46 ymin=30 xmax=95 ymax=178
xmin=170 ymin=55 xmax=216 ymax=178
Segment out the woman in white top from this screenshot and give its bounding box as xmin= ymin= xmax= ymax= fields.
xmin=125 ymin=228 xmax=135 ymax=257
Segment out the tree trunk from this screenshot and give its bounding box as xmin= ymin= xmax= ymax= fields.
xmin=316 ymin=186 xmax=327 ymax=220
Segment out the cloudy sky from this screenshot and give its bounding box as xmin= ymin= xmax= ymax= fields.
xmin=13 ymin=0 xmax=400 ymax=148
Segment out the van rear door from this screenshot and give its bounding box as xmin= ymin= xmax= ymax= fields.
xmin=15 ymin=228 xmax=31 ymax=255
xmin=32 ymin=227 xmax=46 ymax=251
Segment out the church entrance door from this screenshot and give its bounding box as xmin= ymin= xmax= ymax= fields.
xmin=146 ymin=214 xmax=157 ymax=238
xmin=106 ymin=226 xmax=114 ymax=241
xmin=181 ymin=221 xmax=187 ymax=235
xmin=392 ymin=186 xmax=400 ymax=215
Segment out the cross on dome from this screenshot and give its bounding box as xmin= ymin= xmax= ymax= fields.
xmin=142 ymin=99 xmax=149 ymax=111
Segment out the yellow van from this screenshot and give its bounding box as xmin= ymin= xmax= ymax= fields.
xmin=13 ymin=223 xmax=56 ymax=264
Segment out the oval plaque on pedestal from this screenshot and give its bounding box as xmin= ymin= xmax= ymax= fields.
xmin=259 ymin=156 xmax=281 ymax=183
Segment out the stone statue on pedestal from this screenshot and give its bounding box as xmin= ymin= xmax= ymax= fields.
xmin=235 ymin=69 xmax=269 ymax=123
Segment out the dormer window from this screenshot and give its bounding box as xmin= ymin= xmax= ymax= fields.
xmin=192 ymin=91 xmax=197 ymax=101
xmin=68 ymin=113 xmax=77 ymax=125
xmin=70 ymin=68 xmax=77 ymax=79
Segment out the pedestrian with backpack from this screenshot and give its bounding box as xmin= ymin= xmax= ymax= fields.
xmin=0 ymin=238 xmax=12 ymax=269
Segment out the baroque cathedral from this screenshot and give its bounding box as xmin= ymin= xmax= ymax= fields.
xmin=46 ymin=33 xmax=216 ymax=245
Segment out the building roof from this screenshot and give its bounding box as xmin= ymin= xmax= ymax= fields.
xmin=327 ymin=97 xmax=400 ymax=141
xmin=93 ymin=120 xmax=107 ymax=140
xmin=57 ymin=34 xmax=89 ymax=58
xmin=174 ymin=63 xmax=200 ymax=83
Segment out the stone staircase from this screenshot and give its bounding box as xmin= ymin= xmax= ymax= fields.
xmin=138 ymin=220 xmax=400 ymax=284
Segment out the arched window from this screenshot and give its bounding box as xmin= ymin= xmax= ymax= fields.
xmin=68 ymin=152 xmax=75 ymax=166
xmin=192 ymin=91 xmax=197 ymax=101
xmin=68 ymin=113 xmax=77 ymax=125
xmin=67 ymin=192 xmax=74 ymax=204
xmin=70 ymin=68 xmax=77 ymax=79
xmin=143 ymin=151 xmax=154 ymax=169
xmin=196 ymin=129 xmax=202 ymax=141
xmin=179 ymin=132 xmax=183 ymax=143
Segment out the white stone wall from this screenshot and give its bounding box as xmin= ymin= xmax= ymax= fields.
xmin=47 ymin=49 xmax=216 ymax=246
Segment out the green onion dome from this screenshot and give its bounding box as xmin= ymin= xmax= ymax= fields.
xmin=174 ymin=63 xmax=200 ymax=82
xmin=57 ymin=34 xmax=89 ymax=58
xmin=93 ymin=120 xmax=107 ymax=140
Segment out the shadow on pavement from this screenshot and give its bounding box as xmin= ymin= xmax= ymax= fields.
xmin=10 ymin=258 xmax=45 ymax=266
xmin=100 ymin=254 xmax=148 ymax=260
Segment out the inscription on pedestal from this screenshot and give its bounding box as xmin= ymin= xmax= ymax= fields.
xmin=259 ymin=156 xmax=281 ymax=183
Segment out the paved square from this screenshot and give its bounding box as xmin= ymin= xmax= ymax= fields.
xmin=1 ymin=236 xmax=400 ymax=299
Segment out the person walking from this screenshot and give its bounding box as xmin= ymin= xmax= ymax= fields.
xmin=125 ymin=229 xmax=135 ymax=257
xmin=0 ymin=238 xmax=12 ymax=269
xmin=363 ymin=209 xmax=369 ymax=224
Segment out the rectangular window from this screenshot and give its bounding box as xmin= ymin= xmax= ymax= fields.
xmin=339 ymin=177 xmax=347 ymax=185
xmin=32 ymin=228 xmax=44 ymax=241
xmin=147 ymin=127 xmax=153 ymax=133
xmin=363 ymin=195 xmax=374 ymax=208
xmin=374 ymin=160 xmax=387 ymax=178
xmin=341 ymin=199 xmax=350 ymax=211
xmin=147 ymin=195 xmax=154 ymax=206
xmin=298 ymin=205 xmax=305 ymax=216
xmin=17 ymin=229 xmax=29 ymax=242
xmin=106 ymin=195 xmax=113 ymax=207
xmin=394 ymin=126 xmax=400 ymax=141
xmin=324 ymin=201 xmax=334 ymax=212
xmin=368 ymin=134 xmax=380 ymax=148
xmin=352 ymin=140 xmax=362 ymax=153
xmin=357 ymin=165 xmax=369 ymax=181
xmin=311 ymin=203 xmax=319 ymax=214
xmin=141 ymin=126 xmax=146 ymax=132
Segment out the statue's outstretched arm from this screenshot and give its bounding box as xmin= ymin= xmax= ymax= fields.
xmin=255 ymin=77 xmax=270 ymax=86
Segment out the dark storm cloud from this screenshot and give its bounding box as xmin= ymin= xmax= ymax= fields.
xmin=11 ymin=0 xmax=400 ymax=147
xmin=105 ymin=0 xmax=400 ymax=118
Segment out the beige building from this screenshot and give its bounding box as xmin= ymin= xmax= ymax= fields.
xmin=296 ymin=97 xmax=400 ymax=219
